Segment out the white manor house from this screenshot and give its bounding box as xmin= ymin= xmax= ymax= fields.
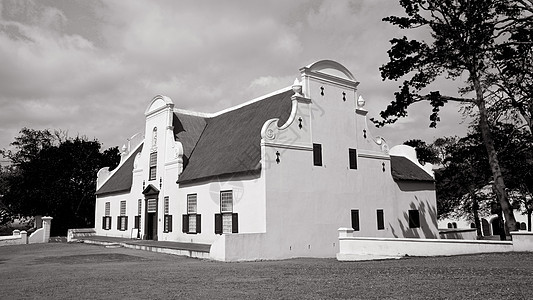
xmin=94 ymin=60 xmax=438 ymax=261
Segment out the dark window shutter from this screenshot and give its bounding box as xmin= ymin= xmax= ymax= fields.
xmin=125 ymin=216 xmax=128 ymax=231
xmin=117 ymin=217 xmax=121 ymax=230
xmin=182 ymin=214 xmax=189 ymax=233
xmin=351 ymin=210 xmax=360 ymax=231
xmin=168 ymin=215 xmax=172 ymax=232
xmin=232 ymin=213 xmax=239 ymax=233
xmin=313 ymin=143 xmax=322 ymax=166
xmin=214 ymin=214 xmax=222 ymax=234
xmin=196 ymin=214 xmax=201 ymax=234
xmin=134 ymin=216 xmax=140 ymax=229
xmin=377 ymin=210 xmax=384 ymax=230
xmin=349 ymin=149 xmax=357 ymax=169
xmin=102 ymin=216 xmax=106 ymax=230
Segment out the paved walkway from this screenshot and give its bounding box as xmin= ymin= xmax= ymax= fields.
xmin=81 ymin=235 xmax=211 ymax=253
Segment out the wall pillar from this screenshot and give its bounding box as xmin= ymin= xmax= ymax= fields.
xmin=42 ymin=216 xmax=53 ymax=243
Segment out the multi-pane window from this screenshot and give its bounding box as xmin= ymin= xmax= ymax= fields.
xmin=149 ymin=152 xmax=157 ymax=180
xmin=349 ymin=148 xmax=358 ymax=170
xmin=377 ymin=209 xmax=385 ymax=230
xmin=102 ymin=202 xmax=111 ymax=230
xmin=313 ymin=143 xmax=322 ymax=166
xmin=351 ymin=209 xmax=360 ymax=231
xmin=118 ymin=201 xmax=127 ymax=231
xmin=408 ymin=210 xmax=420 ymax=228
xmin=134 ymin=199 xmax=141 ymax=229
xmin=215 ymin=191 xmax=238 ymax=234
xmin=147 ymin=199 xmax=157 ymax=213
xmin=163 ymin=196 xmax=172 ymax=233
xmin=183 ymin=194 xmax=201 ymax=234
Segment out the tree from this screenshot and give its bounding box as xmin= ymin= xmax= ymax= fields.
xmin=1 ymin=128 xmax=120 ymax=235
xmin=435 ymin=123 xmax=533 ymax=238
xmin=403 ymin=139 xmax=440 ymax=164
xmin=374 ymin=0 xmax=533 ymax=234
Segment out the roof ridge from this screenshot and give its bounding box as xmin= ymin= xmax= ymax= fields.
xmin=173 ymin=86 xmax=292 ymax=119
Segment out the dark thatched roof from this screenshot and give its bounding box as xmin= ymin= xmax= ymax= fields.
xmin=390 ymin=155 xmax=434 ymax=182
xmin=173 ymin=112 xmax=207 ymax=163
xmin=96 ymin=144 xmax=143 ymax=196
xmin=178 ymin=89 xmax=293 ymax=183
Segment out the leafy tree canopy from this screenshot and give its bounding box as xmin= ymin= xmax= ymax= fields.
xmin=0 ymin=128 xmax=120 ymax=235
xmin=374 ymin=0 xmax=532 ymax=233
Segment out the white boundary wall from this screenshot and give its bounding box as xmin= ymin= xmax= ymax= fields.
xmin=337 ymin=228 xmax=533 ymax=261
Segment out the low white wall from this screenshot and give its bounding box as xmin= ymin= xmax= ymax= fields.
xmin=512 ymin=231 xmax=533 ymax=252
xmin=337 ymin=228 xmax=515 ymax=261
xmin=439 ymin=228 xmax=477 ymax=240
xmin=210 ymin=233 xmax=270 ymax=262
xmin=67 ymin=228 xmax=96 ymax=242
xmin=0 ymin=230 xmax=28 ymax=247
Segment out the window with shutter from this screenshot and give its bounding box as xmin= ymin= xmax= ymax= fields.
xmin=351 ymin=209 xmax=360 ymax=231
xmin=408 ymin=210 xmax=420 ymax=228
xmin=149 ymin=152 xmax=157 ymax=180
xmin=377 ymin=209 xmax=385 ymax=230
xmin=349 ymin=149 xmax=357 ymax=170
xmin=163 ymin=196 xmax=172 ymax=233
xmin=313 ymin=143 xmax=322 ymax=166
xmin=185 ymin=194 xmax=198 ymax=234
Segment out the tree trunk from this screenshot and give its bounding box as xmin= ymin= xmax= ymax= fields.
xmin=528 ymin=210 xmax=531 ymax=232
xmin=471 ymin=193 xmax=482 ymax=238
xmin=474 ymin=76 xmax=517 ymax=237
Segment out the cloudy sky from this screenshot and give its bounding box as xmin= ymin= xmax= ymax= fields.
xmin=0 ymin=0 xmax=470 ymax=158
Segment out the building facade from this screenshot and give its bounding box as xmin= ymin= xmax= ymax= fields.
xmin=94 ymin=60 xmax=438 ymax=261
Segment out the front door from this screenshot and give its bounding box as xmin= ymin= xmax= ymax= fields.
xmin=146 ymin=212 xmax=157 ymax=240
xmin=145 ymin=198 xmax=158 ymax=240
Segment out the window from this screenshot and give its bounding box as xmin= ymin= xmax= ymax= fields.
xmin=520 ymin=222 xmax=527 ymax=230
xmin=349 ymin=148 xmax=357 ymax=169
xmin=351 ymin=210 xmax=360 ymax=231
xmin=134 ymin=199 xmax=141 ymax=229
xmin=408 ymin=209 xmax=420 ymax=228
xmin=149 ymin=152 xmax=157 ymax=181
xmin=215 ymin=191 xmax=238 ymax=234
xmin=102 ymin=202 xmax=111 ymax=230
xmin=183 ymin=194 xmax=201 ymax=234
xmin=117 ymin=201 xmax=128 ymax=231
xmin=147 ymin=199 xmax=157 ymax=213
xmin=377 ymin=209 xmax=384 ymax=230
xmin=313 ymin=143 xmax=322 ymax=166
xmin=163 ymin=196 xmax=172 ymax=233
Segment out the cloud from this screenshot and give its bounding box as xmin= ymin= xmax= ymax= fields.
xmin=0 ymin=0 xmax=471 ymax=156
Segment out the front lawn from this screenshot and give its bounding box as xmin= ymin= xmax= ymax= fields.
xmin=0 ymin=243 xmax=531 ymax=299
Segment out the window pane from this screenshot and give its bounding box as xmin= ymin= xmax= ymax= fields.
xmin=120 ymin=201 xmax=126 ymax=216
xmin=220 ymin=191 xmax=233 ymax=213
xmin=105 ymin=202 xmax=110 ymax=216
xmin=222 ymin=214 xmax=232 ymax=233
xmin=138 ymin=199 xmax=142 ymax=215
xmin=147 ymin=199 xmax=157 ymax=213
xmin=189 ymin=216 xmax=197 ymax=233
xmin=187 ymin=194 xmax=197 ymax=214
xmin=164 ymin=196 xmax=169 ymax=215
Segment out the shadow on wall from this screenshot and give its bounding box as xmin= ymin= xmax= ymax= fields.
xmin=390 ymin=196 xmax=439 ymax=239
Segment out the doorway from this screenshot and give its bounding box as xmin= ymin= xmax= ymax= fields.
xmin=146 ymin=212 xmax=157 ymax=240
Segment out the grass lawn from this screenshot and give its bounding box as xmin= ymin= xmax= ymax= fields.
xmin=0 ymin=243 xmax=532 ymax=299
